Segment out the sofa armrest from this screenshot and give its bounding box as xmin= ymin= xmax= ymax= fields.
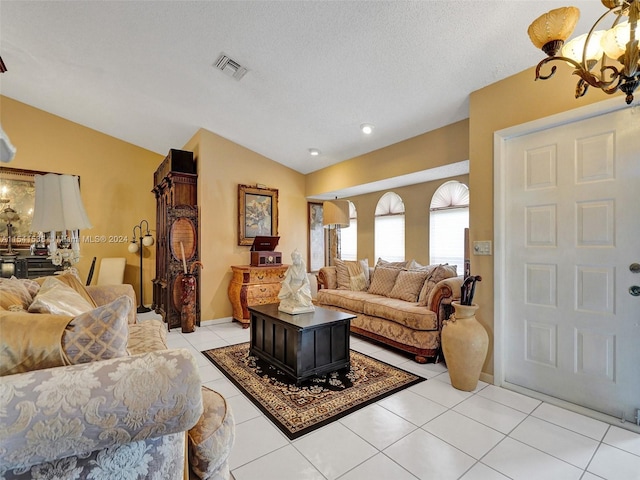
xmin=427 ymin=275 xmax=464 ymax=327
xmin=86 ymin=283 xmax=137 ymax=324
xmin=0 ymin=348 xmax=203 ymax=473
xmin=317 ymin=266 xmax=338 ymax=290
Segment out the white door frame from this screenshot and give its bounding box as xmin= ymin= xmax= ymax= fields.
xmin=493 ymin=97 xmax=638 ymax=428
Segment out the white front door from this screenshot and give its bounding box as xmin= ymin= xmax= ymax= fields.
xmin=501 ymin=106 xmax=640 ymax=422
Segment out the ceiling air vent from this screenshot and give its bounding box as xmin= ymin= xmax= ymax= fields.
xmin=214 ymin=53 xmax=248 ymax=81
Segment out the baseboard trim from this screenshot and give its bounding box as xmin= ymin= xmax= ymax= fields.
xmin=200 ymin=317 xmax=233 ymax=327
xmin=501 ymin=381 xmax=640 ymax=434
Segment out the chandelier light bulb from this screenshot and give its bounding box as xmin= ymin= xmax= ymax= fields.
xmin=562 ymin=31 xmax=605 ymax=63
xmin=601 ymin=21 xmax=630 ymax=60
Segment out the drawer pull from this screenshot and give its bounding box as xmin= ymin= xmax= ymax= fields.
xmin=257 ymin=273 xmax=265 ymax=280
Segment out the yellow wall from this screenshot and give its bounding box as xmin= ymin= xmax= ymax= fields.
xmin=1 ymin=96 xmax=162 ymax=305
xmin=183 ymin=128 xmax=307 ymax=320
xmin=341 ymin=174 xmax=469 ymax=266
xmin=469 ymin=64 xmax=619 ymax=377
xmin=306 ymin=120 xmax=468 ymax=197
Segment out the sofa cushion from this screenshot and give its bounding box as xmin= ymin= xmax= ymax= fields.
xmin=0 ymin=311 xmax=73 ymax=375
xmin=62 ymin=295 xmax=132 ymax=364
xmin=14 ymin=277 xmax=41 ymax=299
xmin=37 ymin=272 xmax=98 ymax=309
xmin=389 ymin=269 xmax=430 ymax=302
xmin=0 ymin=290 xmax=26 ymax=311
xmin=320 ymin=266 xmax=338 ymax=289
xmin=368 ymin=266 xmax=401 ymax=296
xmin=363 ymin=296 xmax=438 ymax=331
xmin=335 ymin=258 xmax=369 ymax=291
xmin=0 ymin=295 xmax=133 ymax=376
xmin=128 ymin=319 xmax=168 ymax=355
xmin=316 ymin=289 xmax=380 ymax=314
xmin=29 ymin=277 xmax=95 ymax=316
xmin=86 ymin=284 xmax=137 ymax=324
xmin=0 ymin=277 xmax=33 ymax=310
xmin=418 ymin=264 xmax=458 ymax=306
xmin=351 ymin=314 xmax=441 ymax=351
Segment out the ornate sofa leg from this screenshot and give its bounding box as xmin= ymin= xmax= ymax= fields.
xmin=414 ymin=355 xmax=428 ymax=364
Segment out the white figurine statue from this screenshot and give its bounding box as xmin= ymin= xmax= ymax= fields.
xmin=278 ymin=249 xmax=314 ymax=314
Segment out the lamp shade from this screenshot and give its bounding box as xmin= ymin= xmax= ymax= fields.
xmin=31 ymin=174 xmax=92 ymax=231
xmin=528 ymin=6 xmax=580 ymax=50
xmin=562 ymin=31 xmax=606 ymax=63
xmin=323 ymin=200 xmax=350 ymax=228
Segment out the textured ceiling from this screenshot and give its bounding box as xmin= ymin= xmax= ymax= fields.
xmin=1 ymin=1 xmax=604 ymax=177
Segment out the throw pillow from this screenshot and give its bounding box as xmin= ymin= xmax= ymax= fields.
xmin=8 ymin=277 xmax=41 ymax=299
xmin=389 ymin=269 xmax=430 ymax=302
xmin=0 ymin=291 xmax=27 ymax=311
xmin=62 ymin=295 xmax=132 ymax=365
xmin=335 ymin=258 xmax=370 ymax=291
xmin=36 ymin=272 xmax=98 ymax=309
xmin=367 ymin=267 xmax=401 ymax=296
xmin=375 ymin=258 xmax=407 ymax=269
xmin=28 ymin=277 xmax=94 ymax=316
xmin=418 ymin=264 xmax=458 ymax=306
xmin=0 ymin=311 xmax=73 ymax=375
xmin=0 ymin=278 xmax=33 ymax=310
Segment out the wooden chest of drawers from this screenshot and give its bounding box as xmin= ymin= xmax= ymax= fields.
xmin=228 ymin=264 xmax=288 ymax=328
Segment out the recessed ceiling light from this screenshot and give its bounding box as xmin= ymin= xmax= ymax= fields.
xmin=308 ymin=148 xmax=320 ymax=156
xmin=360 ymin=123 xmax=374 ymax=134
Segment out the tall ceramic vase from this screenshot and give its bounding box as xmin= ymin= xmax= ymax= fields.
xmin=441 ymin=301 xmax=488 ymax=391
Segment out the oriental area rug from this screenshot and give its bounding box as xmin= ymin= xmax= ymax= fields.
xmin=202 ymin=342 xmax=425 ymax=440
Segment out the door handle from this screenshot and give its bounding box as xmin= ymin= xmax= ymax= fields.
xmin=630 ymin=285 xmax=640 ymax=297
xmin=630 ymin=263 xmax=640 ymax=274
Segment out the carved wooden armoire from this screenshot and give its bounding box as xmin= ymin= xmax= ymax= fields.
xmin=152 ymin=149 xmax=199 ymax=329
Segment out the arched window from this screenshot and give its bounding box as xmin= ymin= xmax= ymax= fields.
xmin=429 ymin=181 xmax=469 ymax=273
xmin=339 ymin=201 xmax=357 ymax=261
xmin=375 ymin=192 xmax=405 ymax=262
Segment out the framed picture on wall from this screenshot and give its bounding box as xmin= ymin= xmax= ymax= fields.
xmin=238 ymin=184 xmax=279 ymax=246
xmin=0 ymin=167 xmax=48 ymax=247
xmin=307 ymin=202 xmax=324 ymax=272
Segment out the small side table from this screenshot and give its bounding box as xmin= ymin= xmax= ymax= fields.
xmin=227 ymin=264 xmax=288 ymax=328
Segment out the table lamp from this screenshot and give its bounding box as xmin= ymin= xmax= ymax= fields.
xmin=31 ymin=173 xmax=92 ymax=270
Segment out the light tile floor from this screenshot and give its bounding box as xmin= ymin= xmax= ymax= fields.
xmin=156 ymin=317 xmax=640 ymax=480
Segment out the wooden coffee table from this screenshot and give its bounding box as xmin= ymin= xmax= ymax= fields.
xmin=248 ymin=303 xmax=355 ymax=385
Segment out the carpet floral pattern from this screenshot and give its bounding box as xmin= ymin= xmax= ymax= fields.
xmin=202 ymin=342 xmax=425 ymax=439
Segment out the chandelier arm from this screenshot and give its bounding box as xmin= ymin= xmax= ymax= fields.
xmin=535 ymin=55 xmax=585 ymax=81
xmin=575 ymin=78 xmax=589 ymax=99
xmin=581 ymin=8 xmax=620 ymax=69
xmin=579 ymin=64 xmax=621 ymax=88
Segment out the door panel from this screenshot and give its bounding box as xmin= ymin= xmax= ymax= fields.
xmin=503 ymin=107 xmax=639 ymax=422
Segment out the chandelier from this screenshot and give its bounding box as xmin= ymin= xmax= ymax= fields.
xmin=528 ymin=0 xmax=640 ymax=104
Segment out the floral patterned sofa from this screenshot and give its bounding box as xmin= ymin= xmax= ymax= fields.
xmin=0 ymin=274 xmax=234 ymax=480
xmin=316 ymin=259 xmax=463 ymax=363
